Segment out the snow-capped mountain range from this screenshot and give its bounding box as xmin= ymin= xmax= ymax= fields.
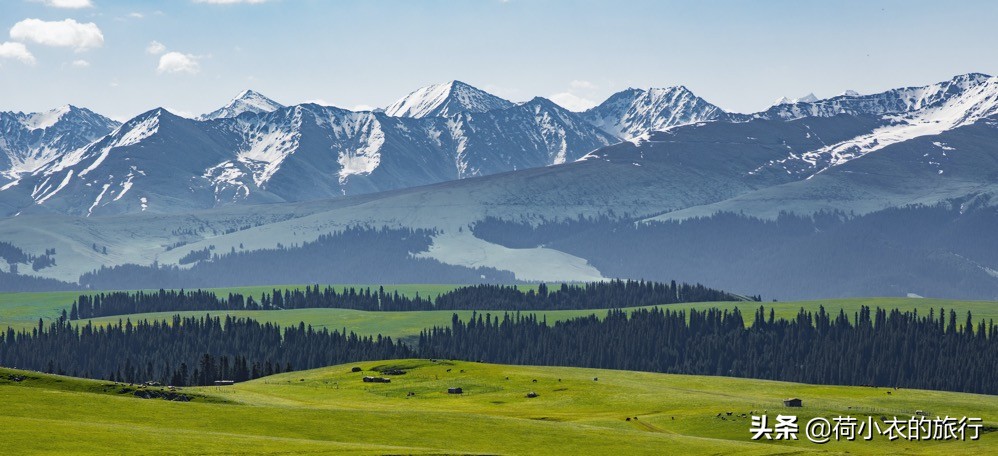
xmin=2 ymin=91 xmax=616 ymax=216
xmin=1 ymin=73 xmax=997 ymax=217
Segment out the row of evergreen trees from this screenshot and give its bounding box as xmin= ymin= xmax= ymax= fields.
xmin=3 ymin=305 xmax=994 ymax=393
xmin=1 ymin=315 xmax=410 ymax=386
xmin=418 ymin=306 xmax=997 ymax=394
xmin=70 ymin=280 xmax=749 ymax=320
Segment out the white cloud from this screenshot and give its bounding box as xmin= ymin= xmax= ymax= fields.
xmin=569 ymin=80 xmax=597 ymax=90
xmin=0 ymin=41 xmax=36 ymax=65
xmin=164 ymin=107 xmax=195 ymax=118
xmin=129 ymin=12 xmax=145 ymax=19
xmin=157 ymin=51 xmax=200 ymax=74
xmin=146 ymin=40 xmax=166 ymax=55
xmin=549 ymin=92 xmax=597 ymax=112
xmin=31 ymin=0 xmax=93 ymax=9
xmin=349 ymin=104 xmax=376 ymax=111
xmin=193 ymin=0 xmax=272 ymax=4
xmin=10 ymin=19 xmax=104 ymax=51
xmin=70 ymin=59 xmax=90 ymax=68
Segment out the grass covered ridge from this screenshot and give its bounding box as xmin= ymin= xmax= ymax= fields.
xmin=1 ymin=360 xmax=995 ymax=455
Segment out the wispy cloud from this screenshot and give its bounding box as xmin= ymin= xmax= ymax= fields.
xmin=548 ymin=92 xmax=597 ymax=111
xmin=10 ymin=19 xmax=104 ymax=51
xmin=70 ymin=59 xmax=90 ymax=68
xmin=146 ymin=41 xmax=166 ymax=55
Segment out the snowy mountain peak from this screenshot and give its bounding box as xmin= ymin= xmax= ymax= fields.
xmin=199 ymin=89 xmax=284 ymax=121
xmin=773 ymin=93 xmax=819 ymax=106
xmin=384 ymin=80 xmax=514 ymax=118
xmin=583 ymin=85 xmax=732 ymax=139
xmin=19 ymin=105 xmax=73 ymax=131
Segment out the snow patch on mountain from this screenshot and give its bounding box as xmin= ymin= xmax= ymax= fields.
xmin=35 ymin=170 xmax=73 ymax=205
xmin=203 ymin=161 xmax=254 ymax=203
xmin=337 ymin=118 xmax=385 ymax=185
xmin=87 ymin=182 xmax=111 ymax=216
xmin=415 ymin=229 xmax=605 ymax=282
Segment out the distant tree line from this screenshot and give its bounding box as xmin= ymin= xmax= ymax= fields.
xmin=78 ymin=226 xmax=515 ymax=290
xmin=0 ymin=271 xmax=78 ymax=292
xmin=3 ymin=304 xmax=994 ymax=393
xmin=70 ymin=280 xmax=750 ymax=320
xmin=419 ymin=305 xmax=998 ymax=394
xmin=0 ymin=315 xmax=410 ymax=386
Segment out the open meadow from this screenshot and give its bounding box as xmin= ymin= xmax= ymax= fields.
xmin=1 ymin=359 xmax=995 ymax=455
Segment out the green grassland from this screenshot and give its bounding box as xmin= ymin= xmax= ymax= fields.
xmin=1 ymin=359 xmax=995 ymax=455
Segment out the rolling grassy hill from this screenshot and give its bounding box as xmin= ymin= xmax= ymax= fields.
xmin=1 ymin=359 xmax=994 ymax=455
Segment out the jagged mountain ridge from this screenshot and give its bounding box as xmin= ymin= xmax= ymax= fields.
xmin=3 ymin=74 xmax=998 ymax=217
xmin=581 ymin=86 xmax=738 ymax=139
xmin=0 ymin=106 xmax=119 ymax=183
xmin=4 ymin=98 xmax=615 ymax=216
xmin=754 ymin=73 xmax=998 ymax=177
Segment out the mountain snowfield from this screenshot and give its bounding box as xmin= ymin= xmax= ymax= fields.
xmin=1 ymin=73 xmax=998 ymax=289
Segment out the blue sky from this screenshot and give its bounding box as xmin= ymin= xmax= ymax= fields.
xmin=0 ymin=0 xmax=996 ymax=121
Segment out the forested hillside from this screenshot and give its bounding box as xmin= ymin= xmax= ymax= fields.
xmin=79 ymin=227 xmax=515 ymax=289
xmin=473 ymin=202 xmax=998 ymax=300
